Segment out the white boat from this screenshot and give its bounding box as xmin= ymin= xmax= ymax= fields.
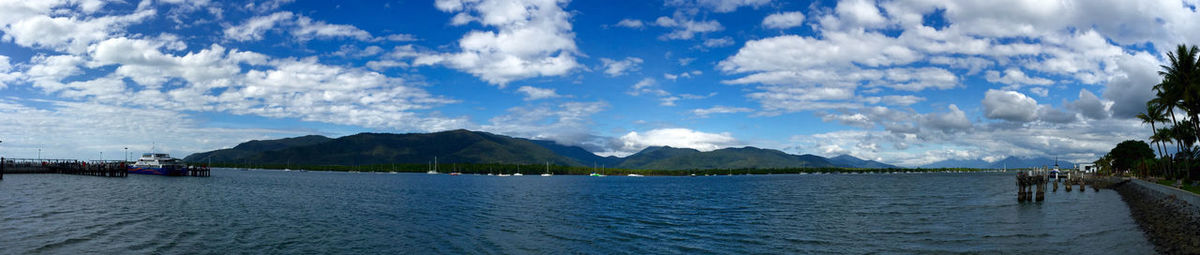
xmin=128 ymin=153 xmax=187 ymax=176
xmin=427 ymin=156 xmax=439 ymax=174
xmin=627 ymin=174 xmax=644 ymax=177
xmin=513 ymin=172 xmax=523 ymax=176
xmin=541 ymin=162 xmax=553 ymax=176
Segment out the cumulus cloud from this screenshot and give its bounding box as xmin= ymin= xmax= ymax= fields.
xmin=920 ymin=105 xmax=971 ymax=133
xmin=612 ymin=128 xmax=740 ymax=156
xmin=982 ymin=89 xmax=1039 ymax=122
xmin=1070 ymin=89 xmax=1110 ymax=120
xmin=516 ymin=86 xmax=562 ymax=101
xmin=421 ymin=0 xmax=580 ymax=86
xmin=762 ymin=11 xmax=805 ymax=29
xmin=600 ymin=57 xmax=643 ymax=77
xmin=0 ymin=4 xmax=154 ymax=54
xmin=615 ymin=19 xmax=643 ymax=28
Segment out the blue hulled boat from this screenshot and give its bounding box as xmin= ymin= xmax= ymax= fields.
xmin=128 ymin=153 xmax=187 ymax=176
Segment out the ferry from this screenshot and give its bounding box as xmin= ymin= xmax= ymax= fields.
xmin=128 ymin=153 xmax=187 ymax=176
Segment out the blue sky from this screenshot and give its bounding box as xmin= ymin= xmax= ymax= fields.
xmin=1 ymin=0 xmax=1197 ymax=166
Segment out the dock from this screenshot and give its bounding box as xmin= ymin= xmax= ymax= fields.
xmin=1 ymin=157 xmax=209 ymax=178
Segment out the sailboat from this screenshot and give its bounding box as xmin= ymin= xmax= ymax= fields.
xmin=427 ymin=156 xmax=439 ymax=174
xmin=541 ymin=162 xmax=552 ymax=176
xmin=589 ymin=162 xmax=605 ymax=177
xmin=513 ymin=164 xmax=523 ymax=176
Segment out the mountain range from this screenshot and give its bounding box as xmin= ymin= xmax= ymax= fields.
xmin=919 ymin=156 xmax=1078 ymax=169
xmin=183 ymin=129 xmax=901 ymax=170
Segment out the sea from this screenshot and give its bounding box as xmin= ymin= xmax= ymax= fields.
xmin=0 ymin=169 xmax=1154 ymax=254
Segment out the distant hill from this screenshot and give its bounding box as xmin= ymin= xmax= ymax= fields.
xmin=185 ymin=130 xmax=904 ymax=170
xmin=182 ymin=135 xmax=331 ymax=162
xmin=828 ymin=155 xmax=901 ymax=169
xmin=619 ymin=146 xmax=836 ymax=170
xmin=920 ymin=159 xmax=992 ymax=169
xmin=241 ymin=130 xmax=584 ymax=166
xmin=987 ymin=156 xmax=1075 ymax=169
xmin=919 ymin=156 xmax=1076 ymax=169
xmin=527 ymin=140 xmax=622 ymax=167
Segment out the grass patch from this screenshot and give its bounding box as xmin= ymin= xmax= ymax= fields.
xmin=1156 ymin=180 xmax=1200 ymax=195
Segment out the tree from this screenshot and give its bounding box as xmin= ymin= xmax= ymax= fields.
xmin=1138 ymin=102 xmax=1169 ymax=157
xmin=1108 ymin=140 xmax=1155 ymax=175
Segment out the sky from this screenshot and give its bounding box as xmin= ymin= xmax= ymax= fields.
xmin=0 ymin=0 xmax=1198 ymax=167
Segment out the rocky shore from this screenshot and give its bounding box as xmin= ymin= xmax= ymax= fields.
xmin=1113 ymin=179 xmax=1200 ymax=254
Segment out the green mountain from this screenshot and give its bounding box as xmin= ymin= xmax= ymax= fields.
xmin=236 ymin=130 xmax=584 ymax=166
xmin=527 ymin=139 xmax=623 ymax=167
xmin=828 ymin=155 xmax=901 ymax=169
xmin=185 ymin=130 xmax=896 ymax=170
xmin=182 ymin=135 xmax=331 ymax=162
xmin=618 ymin=146 xmax=836 ymax=170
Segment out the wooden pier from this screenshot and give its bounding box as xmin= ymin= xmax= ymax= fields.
xmin=1017 ymin=168 xmax=1106 ymax=202
xmin=0 ymin=157 xmax=210 ymax=178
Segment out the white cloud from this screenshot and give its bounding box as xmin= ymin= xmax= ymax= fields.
xmin=982 ymin=89 xmax=1039 ymax=122
xmin=762 ymin=11 xmax=805 ymax=29
xmin=615 ymin=19 xmax=643 ymax=28
xmin=0 ymin=55 xmax=20 ymax=88
xmin=420 ymin=0 xmax=580 ymax=86
xmin=692 ymin=105 xmax=753 ymax=118
xmin=613 ymin=128 xmax=740 ymax=156
xmin=629 ymin=78 xmax=668 ymax=97
xmin=223 ymin=11 xmax=294 ymax=41
xmin=1029 ymin=87 xmax=1049 ymax=97
xmin=383 ymin=33 xmax=418 ymax=42
xmin=654 ymin=16 xmax=723 ymax=40
xmin=1102 ymin=52 xmax=1161 ymax=119
xmin=829 ymin=0 xmax=887 ymax=29
xmin=879 ymin=95 xmax=924 ymax=106
xmin=701 ymin=37 xmax=734 ymax=48
xmin=664 ymin=0 xmax=770 ymax=13
xmin=516 ymin=86 xmax=562 ymax=101
xmin=600 ymin=57 xmax=643 ymax=77
xmin=920 ymin=104 xmax=971 ymax=133
xmin=984 ymin=67 xmax=1054 ymax=87
xmin=223 ymin=11 xmax=373 ymax=42
xmin=1 ymin=6 xmax=154 ymax=54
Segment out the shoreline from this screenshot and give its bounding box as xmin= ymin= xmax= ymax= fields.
xmin=1113 ymin=179 xmax=1200 ymax=254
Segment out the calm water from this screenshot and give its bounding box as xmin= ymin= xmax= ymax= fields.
xmin=1 ymin=170 xmax=1153 ymax=254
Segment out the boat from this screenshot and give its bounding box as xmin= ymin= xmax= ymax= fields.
xmin=513 ymin=172 xmax=523 ymax=176
xmin=541 ymin=162 xmax=553 ymax=176
xmin=427 ymin=157 xmax=439 ymax=174
xmin=627 ymin=174 xmax=644 ymax=177
xmin=128 ymin=153 xmax=188 ymax=176
xmin=589 ymin=162 xmax=605 ymax=177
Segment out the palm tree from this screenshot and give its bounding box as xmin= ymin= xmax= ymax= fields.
xmin=1154 ymin=127 xmax=1176 ymax=177
xmin=1155 ymin=44 xmax=1200 ymax=180
xmin=1138 ymin=102 xmax=1169 ymax=158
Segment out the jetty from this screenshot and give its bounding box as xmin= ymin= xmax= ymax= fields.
xmin=0 ymin=157 xmax=210 ymax=178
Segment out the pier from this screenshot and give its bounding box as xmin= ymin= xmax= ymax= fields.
xmin=0 ymin=157 xmax=209 ymax=178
